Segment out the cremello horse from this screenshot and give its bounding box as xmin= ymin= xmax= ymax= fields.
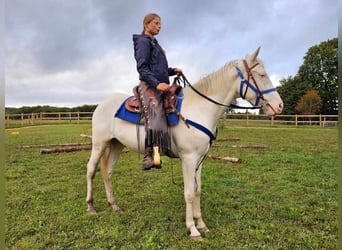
xmin=86 ymin=47 xmax=283 ymax=240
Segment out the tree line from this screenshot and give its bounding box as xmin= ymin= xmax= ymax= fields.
xmin=5 ymin=104 xmax=98 ymax=114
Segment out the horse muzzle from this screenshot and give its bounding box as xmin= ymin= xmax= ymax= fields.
xmin=263 ymin=99 xmax=283 ymax=116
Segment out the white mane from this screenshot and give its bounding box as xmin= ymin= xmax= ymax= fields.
xmin=183 ymin=60 xmax=239 ymax=102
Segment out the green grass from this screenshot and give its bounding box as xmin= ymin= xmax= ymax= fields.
xmin=5 ymin=124 xmax=338 ymax=249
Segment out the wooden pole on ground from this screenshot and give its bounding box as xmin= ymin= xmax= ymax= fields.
xmin=40 ymin=145 xmax=91 ymax=154
xmin=16 ymin=142 xmax=91 ymax=149
xmin=207 ymin=154 xmax=241 ymax=163
xmin=231 ymin=145 xmax=267 ymax=149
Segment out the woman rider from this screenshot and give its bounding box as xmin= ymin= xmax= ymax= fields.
xmin=133 ymin=13 xmax=182 ymax=170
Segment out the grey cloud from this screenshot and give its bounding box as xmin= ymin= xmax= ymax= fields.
xmin=5 ymin=0 xmax=338 ymax=107
xmin=6 ymin=1 xmax=114 ymax=71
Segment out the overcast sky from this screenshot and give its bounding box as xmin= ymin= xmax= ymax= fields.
xmin=5 ymin=0 xmax=337 ymax=107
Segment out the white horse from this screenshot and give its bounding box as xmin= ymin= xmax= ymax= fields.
xmin=86 ymin=47 xmax=283 ymax=240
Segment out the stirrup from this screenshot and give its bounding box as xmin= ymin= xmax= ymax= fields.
xmin=153 ymin=146 xmax=161 ymax=168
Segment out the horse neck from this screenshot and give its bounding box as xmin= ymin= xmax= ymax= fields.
xmin=182 ymin=62 xmax=238 ymax=129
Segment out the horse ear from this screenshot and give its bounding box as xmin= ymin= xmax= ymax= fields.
xmin=251 ymin=47 xmax=261 ymax=62
xmin=246 ymin=47 xmax=261 ymax=63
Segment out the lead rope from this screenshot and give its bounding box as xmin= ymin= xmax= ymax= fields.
xmin=136 ymin=87 xmax=142 ymax=160
xmin=194 ymin=148 xmax=210 ymax=192
xmin=171 ymin=158 xmax=177 ymax=185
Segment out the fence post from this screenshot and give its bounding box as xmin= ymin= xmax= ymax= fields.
xmin=6 ymin=113 xmax=9 ymax=127
xmin=295 ymin=114 xmax=298 ymax=127
xmin=319 ymin=114 xmax=322 ymax=128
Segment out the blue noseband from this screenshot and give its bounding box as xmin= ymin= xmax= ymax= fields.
xmin=235 ymin=65 xmax=277 ymax=107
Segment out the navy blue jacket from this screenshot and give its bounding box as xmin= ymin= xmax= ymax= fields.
xmin=133 ymin=34 xmax=176 ymax=87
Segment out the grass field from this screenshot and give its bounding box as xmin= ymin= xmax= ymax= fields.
xmin=5 ymin=123 xmax=338 ymax=249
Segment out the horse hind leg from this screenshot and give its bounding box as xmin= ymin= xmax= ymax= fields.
xmin=86 ymin=141 xmax=108 ymax=214
xmin=100 ymin=139 xmax=124 ymax=212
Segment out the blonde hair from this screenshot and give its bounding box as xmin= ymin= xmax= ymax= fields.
xmin=142 ymin=13 xmax=160 ymax=34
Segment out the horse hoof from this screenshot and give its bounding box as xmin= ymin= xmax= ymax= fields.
xmin=111 ymin=205 xmax=122 ymax=212
xmin=87 ymin=209 xmax=97 ymax=215
xmin=198 ymin=226 xmax=210 ymax=233
xmin=191 ymin=235 xmax=203 ymax=241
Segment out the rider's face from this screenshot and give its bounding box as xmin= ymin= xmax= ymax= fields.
xmin=144 ymin=17 xmax=161 ymax=37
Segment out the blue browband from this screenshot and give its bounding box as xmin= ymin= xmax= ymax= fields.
xmin=235 ymin=66 xmax=277 ymax=107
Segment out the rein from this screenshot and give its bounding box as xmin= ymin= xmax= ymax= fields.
xmin=176 ymin=63 xmax=269 ymax=110
xmin=176 ymin=60 xmax=278 ymax=110
xmin=176 ymin=73 xmax=239 ymax=108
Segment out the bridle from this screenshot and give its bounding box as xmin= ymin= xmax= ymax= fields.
xmin=235 ymin=60 xmax=277 ymax=108
xmin=176 ymin=59 xmax=277 ymax=111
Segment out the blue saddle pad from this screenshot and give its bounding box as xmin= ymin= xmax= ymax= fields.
xmin=114 ymin=91 xmax=184 ymax=126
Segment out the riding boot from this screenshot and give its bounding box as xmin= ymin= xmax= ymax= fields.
xmin=142 ymin=147 xmax=154 ymax=170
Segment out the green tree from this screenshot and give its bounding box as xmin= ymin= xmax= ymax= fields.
xmin=71 ymin=104 xmax=97 ymax=112
xmin=277 ymin=37 xmax=337 ymax=115
xmin=297 ymin=38 xmax=338 ymax=114
xmin=277 ymin=76 xmax=309 ymax=115
xmin=5 ymin=104 xmax=99 ymax=114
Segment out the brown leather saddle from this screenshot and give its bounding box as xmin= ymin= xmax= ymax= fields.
xmin=125 ymin=93 xmax=140 ymax=113
xmin=125 ymin=80 xmax=182 ymax=114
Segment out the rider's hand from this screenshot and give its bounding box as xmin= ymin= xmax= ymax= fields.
xmin=157 ymin=82 xmax=170 ymax=92
xmin=174 ymin=68 xmax=182 ymax=75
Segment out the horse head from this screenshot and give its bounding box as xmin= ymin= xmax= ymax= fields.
xmin=236 ymin=47 xmax=283 ymax=116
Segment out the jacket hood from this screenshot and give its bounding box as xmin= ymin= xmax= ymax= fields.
xmin=133 ymin=34 xmax=152 ymax=43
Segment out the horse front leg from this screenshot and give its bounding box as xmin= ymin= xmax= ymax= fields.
xmin=182 ymin=158 xmax=203 ymax=240
xmin=193 ymin=165 xmax=209 ymax=233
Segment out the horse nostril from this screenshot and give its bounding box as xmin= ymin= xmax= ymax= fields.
xmin=278 ymin=103 xmax=283 ymax=112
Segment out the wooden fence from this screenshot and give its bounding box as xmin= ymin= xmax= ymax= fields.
xmin=222 ymin=113 xmax=338 ymax=127
xmin=5 ymin=112 xmax=93 ymax=128
xmin=5 ymin=111 xmax=338 ymax=128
